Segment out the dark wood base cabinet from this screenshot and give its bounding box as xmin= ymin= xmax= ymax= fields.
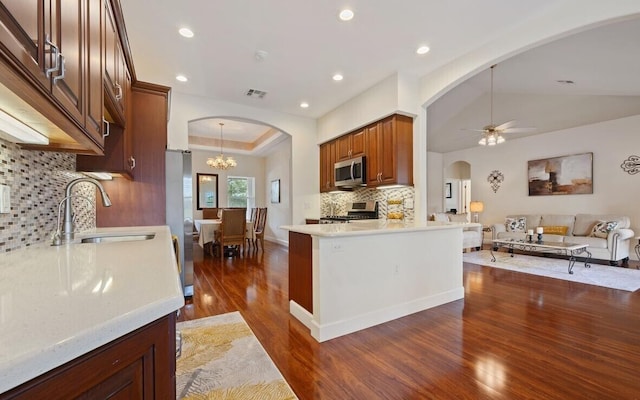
xmin=0 ymin=314 xmax=177 ymax=400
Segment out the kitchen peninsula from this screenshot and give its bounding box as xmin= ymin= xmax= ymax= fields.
xmin=0 ymin=226 xmax=184 ymax=398
xmin=283 ymin=220 xmax=476 ymax=342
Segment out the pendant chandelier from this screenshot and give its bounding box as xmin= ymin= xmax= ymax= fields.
xmin=206 ymin=122 xmax=237 ymax=170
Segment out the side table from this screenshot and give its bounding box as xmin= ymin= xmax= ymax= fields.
xmin=635 ymin=236 xmax=640 ymax=262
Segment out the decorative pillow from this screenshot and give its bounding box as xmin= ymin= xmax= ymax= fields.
xmin=448 ymin=213 xmax=469 ymax=223
xmin=590 ymin=221 xmax=618 ymax=238
xmin=505 ymin=217 xmax=526 ymax=232
xmin=541 ymin=225 xmax=569 ymax=235
xmin=432 ymin=213 xmax=449 ymax=222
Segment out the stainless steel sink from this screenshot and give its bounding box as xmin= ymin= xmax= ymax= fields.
xmin=80 ymin=233 xmax=156 ymax=244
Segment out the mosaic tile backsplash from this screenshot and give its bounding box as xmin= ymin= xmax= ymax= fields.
xmin=321 ymin=186 xmax=415 ymax=222
xmin=0 ymin=139 xmax=96 ymax=252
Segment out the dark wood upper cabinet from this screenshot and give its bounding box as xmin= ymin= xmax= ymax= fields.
xmin=366 ymin=114 xmax=413 ymax=187
xmin=47 ymin=0 xmax=84 ymax=128
xmin=103 ymin=0 xmax=127 ymax=126
xmin=336 ymin=129 xmax=365 ymax=161
xmin=85 ymin=0 xmax=104 ymax=143
xmin=319 ymin=140 xmax=337 ymax=192
xmin=0 ymin=1 xmax=48 ymax=89
xmin=0 ymin=0 xmax=105 ymax=152
xmin=319 ymin=114 xmax=413 ymax=192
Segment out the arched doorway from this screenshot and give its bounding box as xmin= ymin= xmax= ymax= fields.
xmin=187 ymin=116 xmax=292 ymax=245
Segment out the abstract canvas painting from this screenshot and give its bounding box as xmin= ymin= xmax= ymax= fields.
xmin=528 ymin=153 xmax=593 ymax=196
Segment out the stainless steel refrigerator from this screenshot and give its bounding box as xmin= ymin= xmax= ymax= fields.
xmin=165 ymin=149 xmax=194 ymax=297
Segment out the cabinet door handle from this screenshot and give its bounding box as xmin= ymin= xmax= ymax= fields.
xmin=129 ymin=156 xmax=136 ymax=170
xmin=115 ymin=83 xmax=123 ymax=100
xmin=53 ymin=54 xmax=65 ymax=83
xmin=44 ymin=35 xmax=60 ymax=78
xmin=102 ymin=119 xmax=110 ymax=138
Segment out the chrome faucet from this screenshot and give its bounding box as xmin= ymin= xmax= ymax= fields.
xmin=55 ymin=178 xmax=112 ymax=244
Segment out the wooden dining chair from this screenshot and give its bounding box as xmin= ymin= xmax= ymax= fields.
xmin=214 ymin=208 xmax=247 ymax=258
xmin=253 ymin=207 xmax=268 ymax=251
xmin=246 ymin=208 xmax=258 ymax=250
xmin=202 ymin=208 xmax=220 ymax=219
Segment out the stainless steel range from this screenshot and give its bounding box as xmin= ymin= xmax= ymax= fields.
xmin=320 ymin=201 xmax=378 ymax=224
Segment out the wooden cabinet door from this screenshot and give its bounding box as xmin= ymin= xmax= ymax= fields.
xmin=336 ymin=130 xmax=365 ymax=161
xmin=123 ymin=65 xmax=134 ymax=177
xmin=0 ymin=314 xmax=175 ymax=400
xmin=85 ymin=0 xmax=104 ymax=144
xmin=336 ymin=134 xmax=351 ymax=161
xmin=47 ymin=0 xmax=84 ymax=126
xmin=0 ymin=1 xmax=49 ymax=89
xmin=378 ymin=117 xmax=397 ymax=185
xmin=103 ymin=0 xmax=124 ymax=124
xmin=351 ymin=129 xmax=365 ymax=157
xmin=320 ymin=141 xmax=331 ymax=192
xmin=365 ymin=122 xmax=381 ymax=185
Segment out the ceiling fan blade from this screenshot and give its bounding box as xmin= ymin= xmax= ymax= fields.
xmin=502 ymin=127 xmax=537 ymax=133
xmin=461 ymin=128 xmax=489 ymax=132
xmin=494 ymin=120 xmax=516 ymax=131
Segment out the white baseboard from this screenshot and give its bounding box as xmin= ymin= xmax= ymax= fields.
xmin=309 ymin=287 xmax=464 ymax=342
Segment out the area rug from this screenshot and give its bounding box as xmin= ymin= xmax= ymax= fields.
xmin=463 ymin=250 xmax=640 ymax=292
xmin=176 ymin=311 xmax=298 ymax=400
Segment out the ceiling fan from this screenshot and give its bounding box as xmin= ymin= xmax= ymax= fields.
xmin=466 ymin=64 xmax=535 ymax=146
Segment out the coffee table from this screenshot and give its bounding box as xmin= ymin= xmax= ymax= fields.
xmin=491 ymin=239 xmax=591 ymax=274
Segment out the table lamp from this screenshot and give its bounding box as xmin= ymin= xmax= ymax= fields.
xmin=469 ymin=201 xmax=484 ymax=223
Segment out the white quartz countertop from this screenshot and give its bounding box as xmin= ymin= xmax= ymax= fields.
xmin=281 ymin=220 xmax=481 ymax=237
xmin=0 ymin=225 xmax=185 ymax=393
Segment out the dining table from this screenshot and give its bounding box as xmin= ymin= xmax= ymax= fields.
xmin=194 ymin=219 xmax=254 ymax=249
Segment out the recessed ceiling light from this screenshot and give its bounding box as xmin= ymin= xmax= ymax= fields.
xmin=332 ymin=74 xmax=344 ymax=81
xmin=339 ymin=9 xmax=354 ymax=21
xmin=178 ymin=27 xmax=194 ymax=38
xmin=416 ymin=45 xmax=430 ymax=55
xmin=176 ymin=75 xmax=188 ymax=82
xmin=300 ymin=102 xmax=309 ymax=108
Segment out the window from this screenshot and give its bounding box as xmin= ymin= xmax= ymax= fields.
xmin=227 ymin=176 xmax=255 ymax=219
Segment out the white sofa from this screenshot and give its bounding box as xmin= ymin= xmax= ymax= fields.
xmin=431 ymin=212 xmax=483 ymax=251
xmin=491 ymin=214 xmax=634 ymax=265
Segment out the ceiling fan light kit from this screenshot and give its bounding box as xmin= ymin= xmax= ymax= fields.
xmin=471 ymin=64 xmax=535 ymax=147
xmin=478 ymin=132 xmax=505 ymax=146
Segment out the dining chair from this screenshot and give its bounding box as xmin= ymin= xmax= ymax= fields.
xmin=214 ymin=208 xmax=247 ymax=258
xmin=202 ymin=208 xmax=220 ymax=220
xmin=246 ymin=208 xmax=258 ymax=250
xmin=253 ymin=207 xmax=268 ymax=251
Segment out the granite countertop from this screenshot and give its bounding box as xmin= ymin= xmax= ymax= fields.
xmin=282 ymin=220 xmax=481 ymax=237
xmin=0 ymin=225 xmax=185 ymax=393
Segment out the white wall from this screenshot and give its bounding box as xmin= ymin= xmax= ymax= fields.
xmin=427 ymin=151 xmax=443 ymax=215
xmin=440 ymin=115 xmax=640 ymax=249
xmin=265 ymin=136 xmax=292 ymax=245
xmin=167 ymin=92 xmax=318 ymax=225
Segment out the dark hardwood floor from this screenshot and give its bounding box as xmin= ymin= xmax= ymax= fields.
xmin=179 ymin=242 xmax=640 ymax=399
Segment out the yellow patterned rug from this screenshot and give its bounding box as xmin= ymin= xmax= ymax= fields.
xmin=176 ymin=312 xmax=298 ymax=400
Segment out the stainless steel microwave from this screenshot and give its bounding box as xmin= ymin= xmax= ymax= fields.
xmin=334 ymin=156 xmax=366 ymax=188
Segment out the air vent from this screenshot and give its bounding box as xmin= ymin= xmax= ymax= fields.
xmin=246 ymin=89 xmax=267 ymax=99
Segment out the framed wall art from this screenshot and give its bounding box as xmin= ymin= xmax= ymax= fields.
xmin=527 ymin=152 xmax=593 ymax=196
xmin=445 ymin=182 xmax=452 ymax=198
